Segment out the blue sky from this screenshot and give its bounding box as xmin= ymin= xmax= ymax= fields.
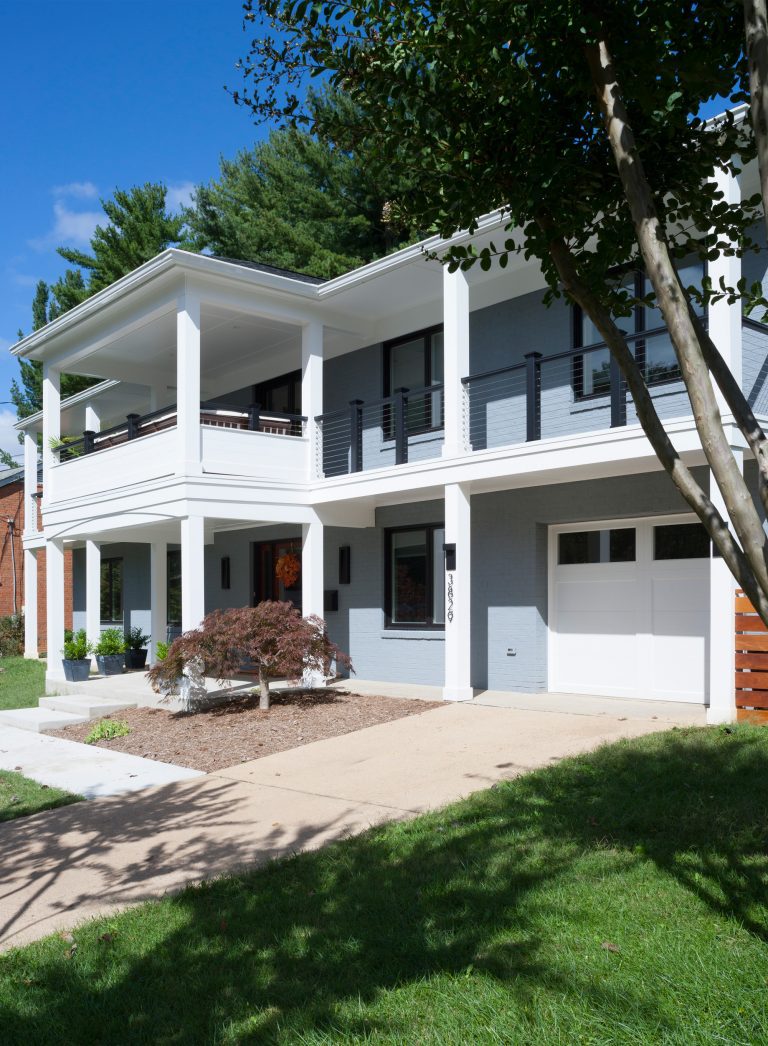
xmin=0 ymin=0 xmax=267 ymax=462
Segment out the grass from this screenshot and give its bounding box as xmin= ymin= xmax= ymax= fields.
xmin=0 ymin=656 xmax=46 ymax=711
xmin=1 ymin=725 xmax=768 ymax=1044
xmin=0 ymin=770 xmax=80 ymax=824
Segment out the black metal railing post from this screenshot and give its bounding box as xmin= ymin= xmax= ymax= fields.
xmin=524 ymin=352 xmax=542 ymax=442
xmin=609 ymin=357 xmax=626 ymax=428
xmin=247 ymin=402 xmax=262 ymax=431
xmin=349 ymin=399 xmax=363 ymax=472
xmin=83 ymin=430 xmax=95 ymax=454
xmin=394 ymin=387 xmax=409 ymax=464
xmin=126 ymin=413 xmax=140 ymax=439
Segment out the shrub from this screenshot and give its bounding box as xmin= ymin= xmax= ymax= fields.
xmin=0 ymin=615 xmax=24 ymax=658
xmin=155 ymin=641 xmax=169 ymax=661
xmin=84 ymin=718 xmax=131 ymax=744
xmin=62 ymin=629 xmax=90 ymax=661
xmin=93 ymin=628 xmax=126 ymax=656
xmin=125 ymin=626 xmax=150 ymax=651
xmin=147 ymin=601 xmax=352 ymax=709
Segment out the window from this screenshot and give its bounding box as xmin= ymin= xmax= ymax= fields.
xmin=386 ymin=525 xmax=445 ymax=627
xmin=253 ymin=370 xmax=301 ymax=415
xmin=558 ymin=528 xmax=636 ymax=565
xmin=100 ymin=558 xmax=123 ymax=623
xmin=167 ymin=550 xmax=181 ymax=627
xmin=384 ymin=327 xmax=444 ymax=434
xmin=573 ymin=262 xmax=705 ymax=398
xmin=654 ymin=523 xmax=710 ymax=560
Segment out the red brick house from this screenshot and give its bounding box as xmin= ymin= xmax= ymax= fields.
xmin=0 ymin=466 xmax=72 ymax=655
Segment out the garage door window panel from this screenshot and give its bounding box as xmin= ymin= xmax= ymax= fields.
xmin=558 ymin=528 xmax=636 ymax=565
xmin=654 ymin=523 xmax=711 ymax=560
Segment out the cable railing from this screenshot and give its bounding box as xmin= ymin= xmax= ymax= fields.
xmin=316 ymin=384 xmax=444 ymax=476
xmin=54 ymin=402 xmax=306 ymax=462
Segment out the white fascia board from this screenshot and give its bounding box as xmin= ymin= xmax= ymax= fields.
xmin=14 ymin=379 xmax=120 ymax=432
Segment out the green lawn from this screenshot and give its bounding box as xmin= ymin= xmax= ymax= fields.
xmin=1 ymin=726 xmax=767 ymax=1044
xmin=0 ymin=770 xmax=80 ymax=823
xmin=0 ymin=656 xmax=45 ymax=710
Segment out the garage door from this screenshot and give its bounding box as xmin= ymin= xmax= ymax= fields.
xmin=550 ymin=516 xmax=710 ymax=703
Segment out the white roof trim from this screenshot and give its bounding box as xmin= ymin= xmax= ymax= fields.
xmin=13 ymin=379 xmax=119 ymax=431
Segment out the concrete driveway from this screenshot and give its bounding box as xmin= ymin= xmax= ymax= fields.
xmin=0 ymin=700 xmax=699 ymax=951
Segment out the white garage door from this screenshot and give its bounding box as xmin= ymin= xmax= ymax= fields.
xmin=550 ymin=516 xmax=710 ymax=703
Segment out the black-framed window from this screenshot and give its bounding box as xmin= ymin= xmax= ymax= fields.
xmin=385 ymin=524 xmax=445 ymax=627
xmin=253 ymin=369 xmax=301 ymax=415
xmin=100 ymin=558 xmax=123 ymax=624
xmin=572 ymin=261 xmax=705 ymax=399
xmin=383 ymin=326 xmax=444 ymax=435
xmin=167 ymin=550 xmax=181 ymax=627
xmin=558 ymin=528 xmax=636 ymax=565
xmin=654 ymin=523 xmax=711 ymax=560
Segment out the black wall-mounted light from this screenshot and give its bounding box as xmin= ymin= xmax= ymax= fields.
xmin=443 ymin=543 xmax=456 ymax=571
xmin=339 ymin=545 xmax=351 ymax=584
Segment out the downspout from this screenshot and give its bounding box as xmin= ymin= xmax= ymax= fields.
xmin=4 ymin=517 xmax=17 ymax=616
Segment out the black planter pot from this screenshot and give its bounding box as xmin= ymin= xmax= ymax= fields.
xmin=62 ymin=658 xmax=91 ymax=682
xmin=125 ymin=648 xmax=148 ymax=670
xmin=96 ymin=653 xmax=125 ymax=676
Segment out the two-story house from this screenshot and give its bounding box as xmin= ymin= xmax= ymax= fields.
xmin=11 ymin=159 xmax=767 ymax=724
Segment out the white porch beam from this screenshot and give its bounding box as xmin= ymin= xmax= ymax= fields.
xmin=85 ymin=540 xmax=101 ymax=649
xmin=442 ymin=265 xmax=470 ymax=458
xmin=180 ymin=515 xmax=205 ymax=631
xmin=708 ymin=455 xmax=741 ymax=724
xmin=302 ymin=322 xmax=324 ymax=479
xmin=45 ymin=538 xmax=66 ymax=680
xmin=150 ymin=541 xmax=168 ymax=662
xmin=41 ymin=363 xmax=60 ymax=490
xmin=23 ymin=430 xmax=39 ymax=537
xmin=177 ymin=287 xmax=202 ymax=476
xmin=23 ymin=548 xmax=38 ymax=659
xmin=443 ymin=481 xmax=473 ymax=701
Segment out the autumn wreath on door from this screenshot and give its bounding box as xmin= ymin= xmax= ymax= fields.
xmin=275 ymin=550 xmax=301 ymax=588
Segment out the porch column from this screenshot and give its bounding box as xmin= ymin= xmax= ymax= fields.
xmin=84 ymin=403 xmax=101 ymax=433
xmin=23 ymin=429 xmax=39 ymax=535
xmin=302 ymin=321 xmax=323 ymax=478
xmin=443 ymin=482 xmax=473 ymax=701
xmin=442 ymin=265 xmax=470 ymax=457
xmin=708 ymin=164 xmax=742 ymax=406
xmin=85 ymin=540 xmax=101 ymax=650
xmin=176 ymin=287 xmax=202 ymax=476
xmin=23 ymin=548 xmax=38 ymax=659
xmin=45 ymin=537 xmax=66 ymax=680
xmin=180 ymin=515 xmax=205 ymax=631
xmin=301 ymin=521 xmax=324 ymax=618
xmin=708 ymin=454 xmax=742 ymax=724
xmin=41 ymin=363 xmax=60 ymax=490
xmin=150 ymin=541 xmax=168 ymax=662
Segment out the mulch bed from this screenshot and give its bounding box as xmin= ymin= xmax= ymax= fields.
xmin=49 ymin=689 xmax=440 ymax=773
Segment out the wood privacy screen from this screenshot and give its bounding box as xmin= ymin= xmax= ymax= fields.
xmin=735 ymin=590 xmax=768 ymax=723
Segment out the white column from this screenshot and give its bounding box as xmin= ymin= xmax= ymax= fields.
xmin=176 ymin=287 xmax=202 ymax=475
xmin=442 ymin=265 xmax=470 ymax=457
xmin=45 ymin=537 xmax=66 ymax=680
xmin=85 ymin=540 xmax=101 ymax=650
xmin=708 ymin=453 xmax=742 ymax=724
xmin=301 ymin=521 xmax=324 ymax=618
xmin=180 ymin=515 xmax=205 ymax=631
xmin=150 ymin=541 xmax=168 ymax=662
xmin=708 ymin=164 xmax=742 ymax=407
xmin=443 ymin=482 xmax=473 ymax=701
xmin=23 ymin=548 xmax=38 ymax=659
xmin=41 ymin=363 xmax=60 ymax=490
xmin=23 ymin=429 xmax=38 ymax=534
xmin=302 ymin=321 xmax=324 ymax=478
xmin=84 ymin=402 xmax=100 ymax=433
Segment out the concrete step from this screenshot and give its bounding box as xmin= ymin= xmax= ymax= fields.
xmin=39 ymin=696 xmax=138 ymax=718
xmin=0 ymin=707 xmax=89 ymax=733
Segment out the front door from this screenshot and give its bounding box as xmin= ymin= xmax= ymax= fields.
xmin=253 ymin=538 xmax=302 ymax=610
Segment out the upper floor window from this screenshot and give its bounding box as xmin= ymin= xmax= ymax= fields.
xmin=384 ymin=327 xmax=444 ymax=434
xmin=572 ymin=261 xmax=704 ymax=399
xmin=253 ymin=370 xmax=301 ymax=415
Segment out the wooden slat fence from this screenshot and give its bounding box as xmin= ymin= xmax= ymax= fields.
xmin=735 ymin=590 xmax=768 ymax=723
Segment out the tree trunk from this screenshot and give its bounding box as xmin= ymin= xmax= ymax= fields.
xmin=258 ymin=667 xmax=270 ymax=710
xmin=584 ymin=36 xmax=768 ymax=618
xmin=745 ymin=0 xmax=768 ymax=246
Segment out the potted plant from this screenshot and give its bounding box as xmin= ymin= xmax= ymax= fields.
xmin=61 ymin=628 xmax=92 ymax=682
xmin=124 ymin=626 xmax=150 ymax=670
xmin=93 ymin=627 xmax=126 ymax=675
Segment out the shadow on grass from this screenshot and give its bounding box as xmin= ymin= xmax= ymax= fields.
xmin=1 ymin=725 xmax=767 ymax=1043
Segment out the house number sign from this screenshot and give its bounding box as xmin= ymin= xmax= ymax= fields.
xmin=447 ymin=572 xmax=455 ymax=623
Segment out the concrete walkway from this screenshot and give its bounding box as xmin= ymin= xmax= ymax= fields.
xmin=0 ymin=701 xmax=697 ymax=951
xmin=0 ymin=726 xmax=204 ymax=799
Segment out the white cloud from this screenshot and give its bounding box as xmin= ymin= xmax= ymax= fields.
xmin=166 ymin=181 xmax=196 ymax=212
xmin=0 ymin=409 xmax=22 ymax=466
xmin=53 ymin=181 xmax=99 ymax=200
xmin=29 ymin=201 xmax=104 ymax=252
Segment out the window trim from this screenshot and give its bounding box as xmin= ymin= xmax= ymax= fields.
xmin=383 ymin=325 xmax=444 ymax=437
xmin=384 ymin=523 xmax=445 ymax=630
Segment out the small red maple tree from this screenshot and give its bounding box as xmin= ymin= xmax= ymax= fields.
xmin=147 ymin=601 xmax=352 ymax=709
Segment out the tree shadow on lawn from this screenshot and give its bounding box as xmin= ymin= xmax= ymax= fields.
xmin=2 ymin=725 xmax=768 ymax=1043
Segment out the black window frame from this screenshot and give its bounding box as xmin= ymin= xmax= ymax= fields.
xmin=383 ymin=325 xmax=444 ymax=437
xmin=167 ymin=549 xmax=182 ymax=628
xmin=384 ymin=523 xmax=445 ymax=630
xmin=100 ymin=557 xmax=123 ymax=625
xmin=252 ymin=369 xmax=302 ymax=415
